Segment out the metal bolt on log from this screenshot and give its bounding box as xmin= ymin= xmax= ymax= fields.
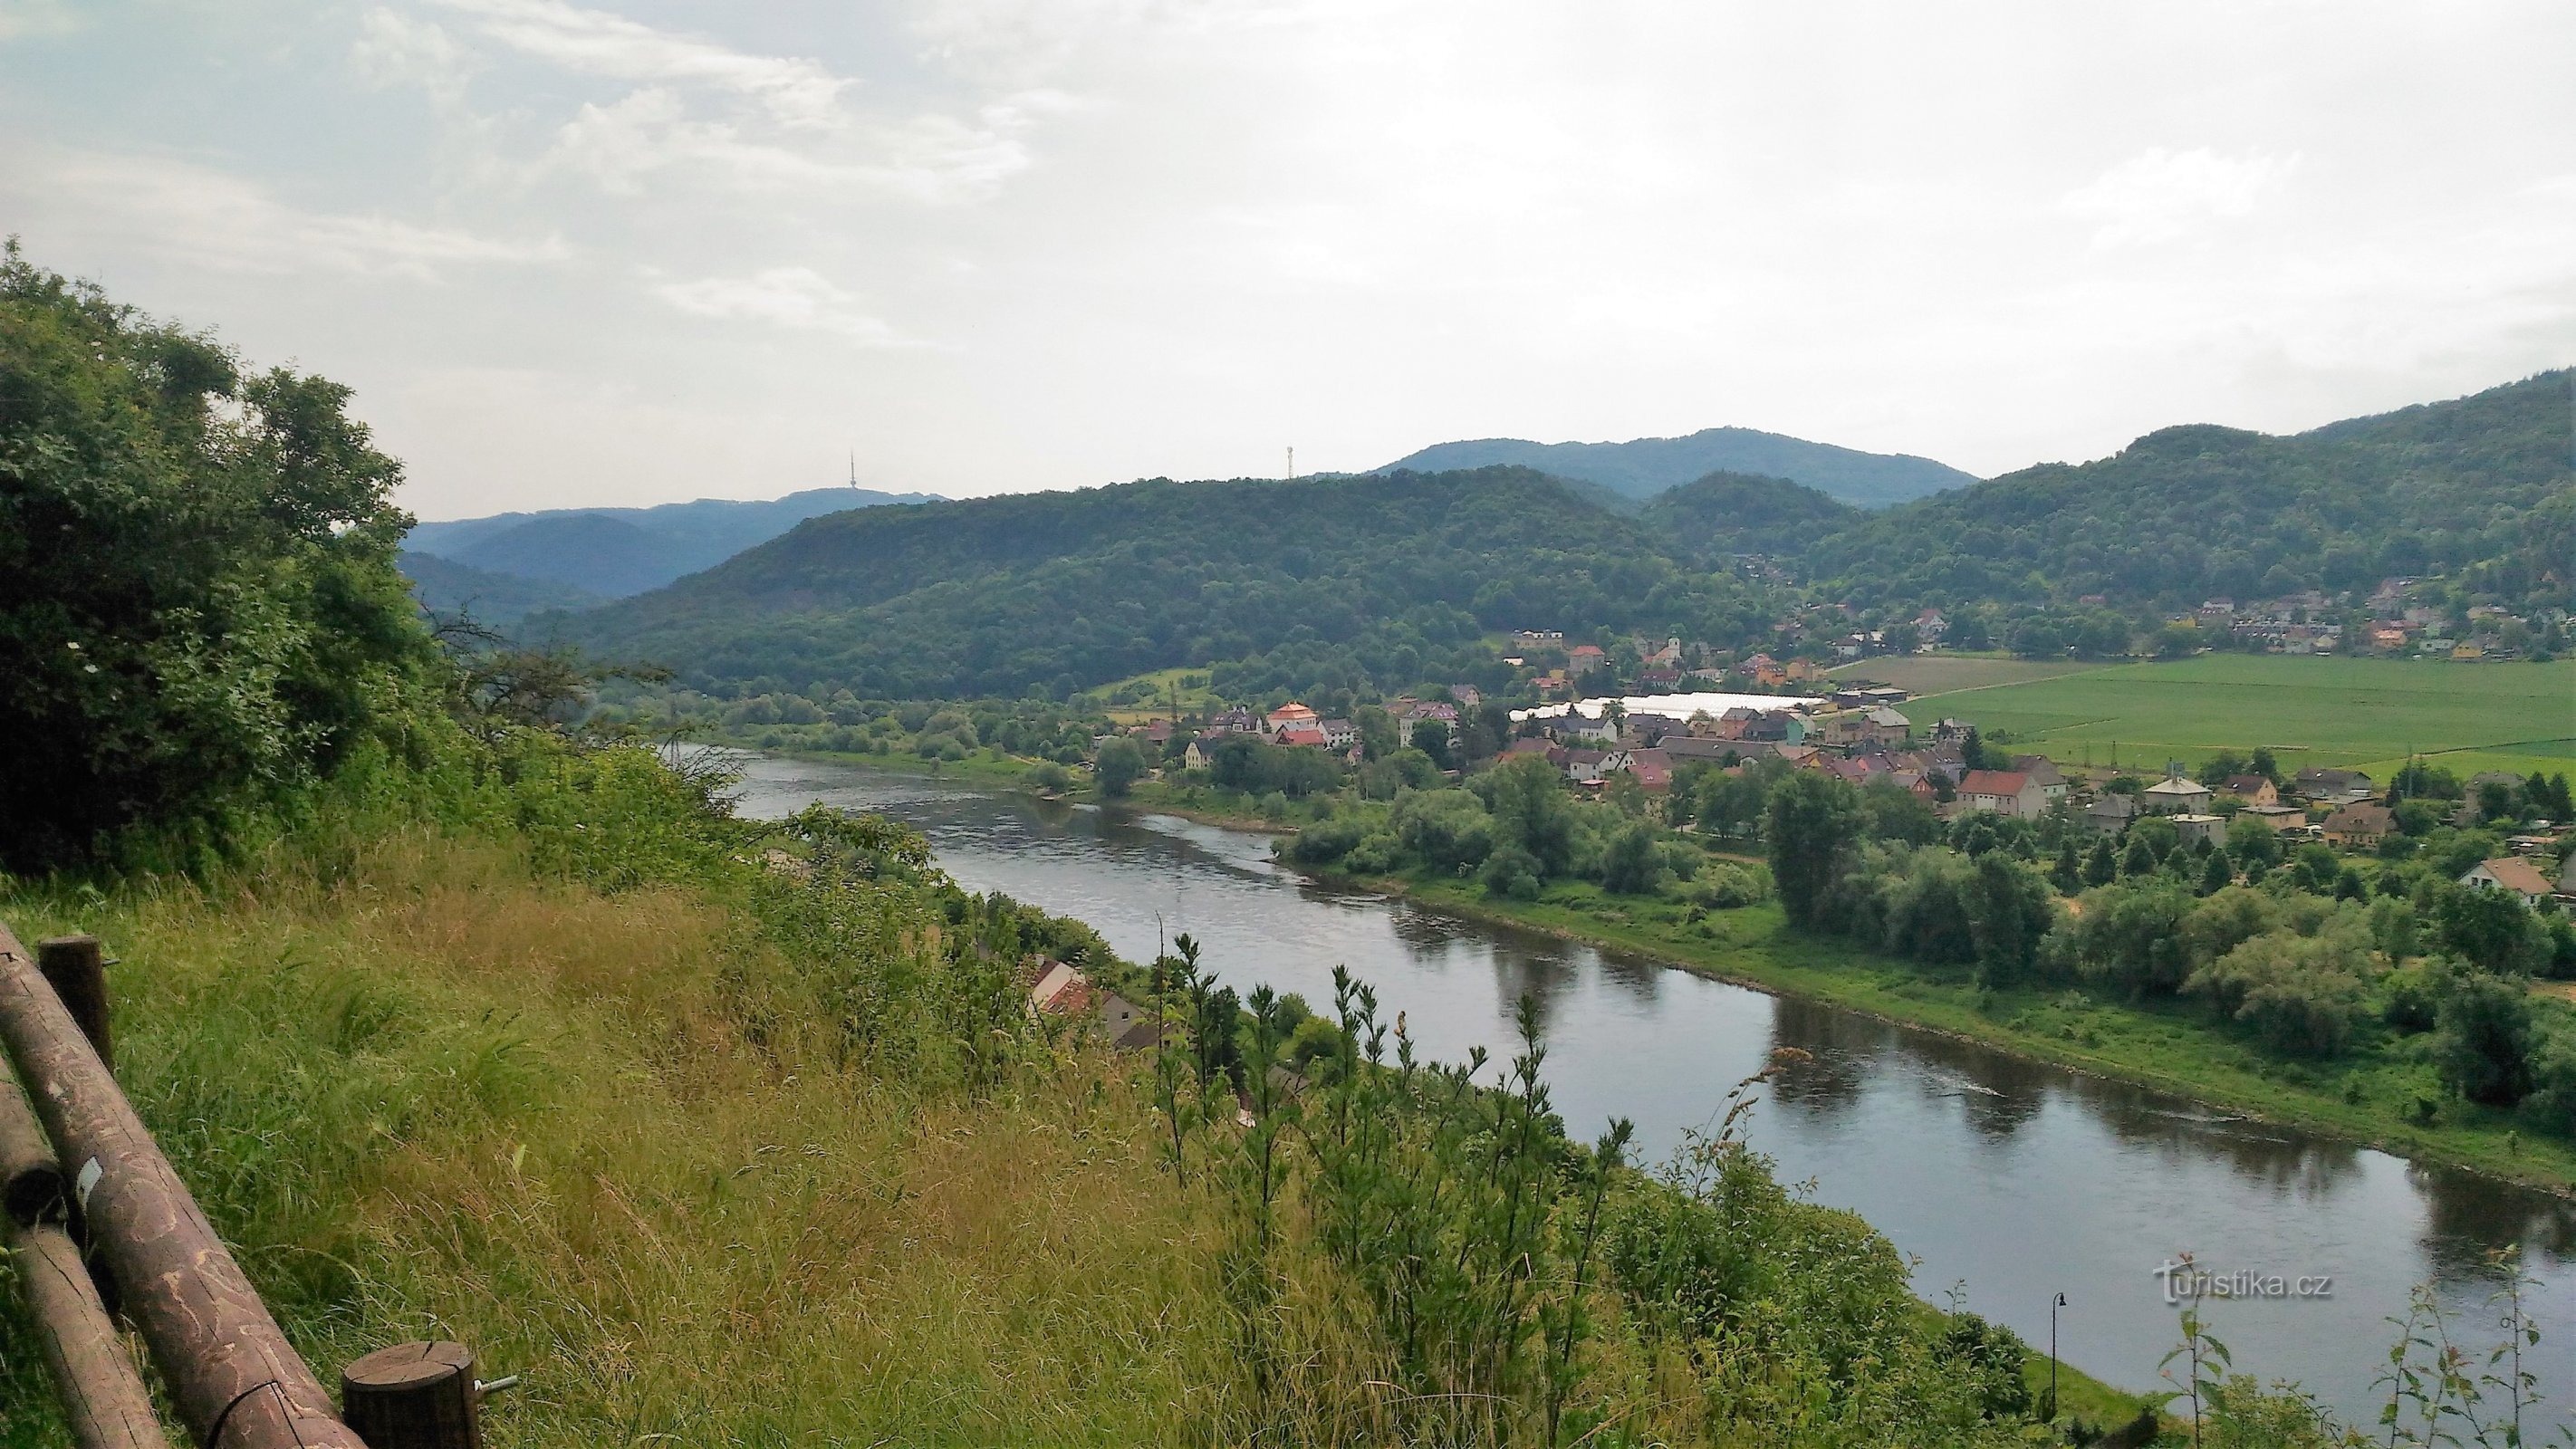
xmin=4 ymin=1062 xmax=163 ymax=1449
xmin=341 ymin=1341 xmax=487 ymax=1449
xmin=0 ymin=926 xmax=367 ymax=1449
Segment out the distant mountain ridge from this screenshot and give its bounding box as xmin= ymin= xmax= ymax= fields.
xmin=1377 ymin=427 xmax=1976 ymax=508
xmin=397 ymin=550 xmax=607 ymax=628
xmin=406 ymin=485 xmax=940 ymax=598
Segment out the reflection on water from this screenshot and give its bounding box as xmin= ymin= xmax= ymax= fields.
xmin=719 ymin=754 xmax=2576 ymax=1425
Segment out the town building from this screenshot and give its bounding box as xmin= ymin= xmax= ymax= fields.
xmin=2461 ymin=857 xmax=2552 ymax=907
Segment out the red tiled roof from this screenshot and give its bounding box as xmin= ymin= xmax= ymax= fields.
xmin=1958 ymin=770 xmax=2029 ymax=796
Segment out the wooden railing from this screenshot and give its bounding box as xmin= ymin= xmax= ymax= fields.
xmin=0 ymin=923 xmax=504 ymax=1449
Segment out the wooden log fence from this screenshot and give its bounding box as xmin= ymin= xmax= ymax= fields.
xmin=0 ymin=922 xmax=504 ymax=1449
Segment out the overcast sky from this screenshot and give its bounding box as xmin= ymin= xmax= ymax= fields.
xmin=5 ymin=1 xmax=2572 ymax=520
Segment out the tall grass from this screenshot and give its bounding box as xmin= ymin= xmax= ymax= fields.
xmin=1 ymin=824 xmax=1244 ymax=1446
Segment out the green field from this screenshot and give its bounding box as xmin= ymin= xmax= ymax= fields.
xmin=1918 ymin=654 xmax=2576 ymax=778
xmin=1831 ymin=654 xmax=2110 ymax=695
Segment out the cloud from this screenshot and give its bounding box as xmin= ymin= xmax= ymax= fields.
xmin=10 ymin=147 xmax=567 ymax=278
xmin=0 ymin=0 xmax=80 ymax=42
xmin=542 ymin=85 xmax=1042 ymax=202
xmin=649 ymin=266 xmax=921 ymax=346
xmin=2061 ymin=147 xmax=2296 ymax=247
xmin=351 ymin=8 xmax=476 ymax=103
xmin=431 ymin=0 xmax=849 ymax=127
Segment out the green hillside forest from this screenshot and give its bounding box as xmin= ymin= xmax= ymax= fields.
xmin=557 ymin=369 xmax=2573 ymax=707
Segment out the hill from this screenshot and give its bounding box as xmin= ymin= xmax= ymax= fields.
xmin=553 ymin=467 xmax=1771 ymax=700
xmin=406 ymin=485 xmax=939 ymax=597
xmin=1637 ymin=470 xmax=1861 ymax=561
xmin=397 ymin=549 xmax=608 ymax=626
xmin=1378 ymin=427 xmax=1976 ymax=507
xmin=1808 ymin=369 xmax=2576 ymax=614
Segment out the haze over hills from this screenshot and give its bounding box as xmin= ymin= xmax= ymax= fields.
xmin=553 ymin=371 xmax=2572 ymax=705
xmin=405 ymin=485 xmax=940 ymax=598
xmin=397 ymin=550 xmax=608 ymax=628
xmin=1378 ymin=427 xmax=1978 ymax=508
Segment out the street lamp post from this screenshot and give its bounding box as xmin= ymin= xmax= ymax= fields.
xmin=2049 ymin=1291 xmax=2068 ymax=1422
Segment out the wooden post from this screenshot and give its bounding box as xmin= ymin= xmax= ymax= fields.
xmin=37 ymin=936 xmax=110 ymax=1070
xmin=5 ymin=1060 xmax=163 ymax=1449
xmin=5 ymin=1219 xmax=168 ymax=1449
xmin=341 ymin=1342 xmax=482 ymax=1449
xmin=0 ymin=929 xmax=367 ymax=1449
xmin=0 ymin=1069 xmax=64 ymax=1223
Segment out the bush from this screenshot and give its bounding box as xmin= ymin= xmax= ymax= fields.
xmin=1480 ymin=843 xmax=1543 ymax=900
xmin=1689 ymin=864 xmax=1769 ymax=908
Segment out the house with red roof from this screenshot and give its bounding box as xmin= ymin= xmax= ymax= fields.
xmin=1956 ymin=770 xmax=2046 ymax=819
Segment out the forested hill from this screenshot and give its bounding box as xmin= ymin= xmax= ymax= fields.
xmin=553 ymin=468 xmax=1772 ymax=699
xmin=1807 ymin=369 xmax=2576 ymax=613
xmin=551 ymin=371 xmax=2568 ymax=704
xmin=1637 ymin=470 xmax=1860 ymax=562
xmin=1379 ymin=427 xmax=1976 ymax=506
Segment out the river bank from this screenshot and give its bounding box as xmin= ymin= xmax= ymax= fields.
xmin=1334 ymin=868 xmax=2576 ymax=1199
xmin=766 ymin=747 xmax=2576 ymax=1197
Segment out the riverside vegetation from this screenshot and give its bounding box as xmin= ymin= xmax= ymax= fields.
xmin=8 ymin=247 xmax=2572 ymax=1445
xmin=1272 ymin=749 xmax=2576 ymax=1193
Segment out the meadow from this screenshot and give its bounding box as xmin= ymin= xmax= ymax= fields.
xmin=1912 ymin=654 xmax=2576 ymax=780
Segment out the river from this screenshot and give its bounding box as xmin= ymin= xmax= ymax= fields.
xmin=724 ymin=754 xmax=2576 ymax=1425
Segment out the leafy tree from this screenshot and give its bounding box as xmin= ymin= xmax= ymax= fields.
xmin=1409 ymin=719 xmax=1454 ymax=767
xmin=2059 ymin=883 xmax=2197 ymax=1000
xmin=1600 ymin=820 xmax=1668 ymax=895
xmin=2435 ymin=885 xmax=2549 ymax=975
xmin=1766 ymin=772 xmax=1862 ymax=930
xmin=1964 ymin=852 xmax=2054 ymax=989
xmin=1392 ymin=788 xmax=1496 ymax=873
xmin=1477 ymin=754 xmax=1580 ymax=878
xmin=2432 ymin=964 xmax=2536 ymax=1106
xmin=2475 ymin=780 xmax=2518 ymax=823
xmin=1094 ymin=736 xmax=1148 ymax=797
xmin=0 ymin=243 xmax=437 ymax=869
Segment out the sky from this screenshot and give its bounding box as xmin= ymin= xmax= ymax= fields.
xmin=4 ymin=1 xmax=2573 ymax=521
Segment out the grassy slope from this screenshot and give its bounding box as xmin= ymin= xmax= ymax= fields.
xmin=1916 ymin=655 xmax=2576 ymax=776
xmin=0 ymin=833 xmax=1229 ymax=1448
xmin=1386 ymin=877 xmax=2576 ymax=1197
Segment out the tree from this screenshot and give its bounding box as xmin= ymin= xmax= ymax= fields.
xmin=1409 ymin=719 xmax=1454 ymax=767
xmin=2435 ymin=885 xmax=2548 ymax=975
xmin=1094 ymin=736 xmax=1148 ymax=797
xmin=1600 ymin=820 xmax=1668 ymax=895
xmin=2052 ymin=839 xmax=2083 ymax=895
xmin=2198 ymin=848 xmax=2235 ymax=897
xmin=0 ymin=243 xmax=439 ymax=870
xmin=2083 ymin=837 xmax=2119 ymax=887
xmin=1479 ymin=753 xmax=1580 ymax=878
xmin=2121 ymin=834 xmax=2158 ymax=878
xmin=2433 ymin=964 xmax=2535 ymax=1106
xmin=2476 ymin=780 xmax=2518 ymax=823
xmin=1766 ymin=772 xmax=1863 ymax=930
xmin=1964 ymin=852 xmax=2054 ymax=989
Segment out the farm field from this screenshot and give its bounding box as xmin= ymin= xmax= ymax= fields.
xmin=1829 ymin=654 xmax=2109 ymax=694
xmin=1918 ymin=654 xmax=2576 ymax=777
